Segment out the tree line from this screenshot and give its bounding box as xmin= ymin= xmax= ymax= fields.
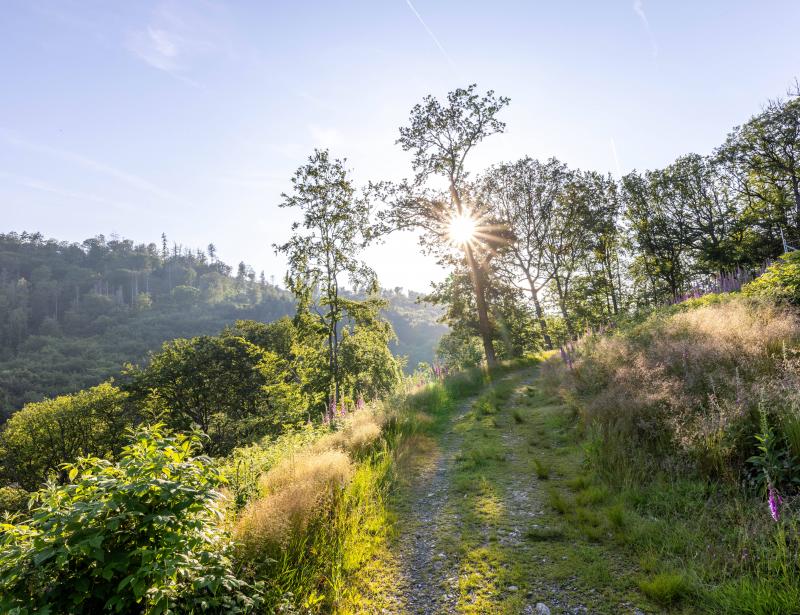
xmin=377 ymin=82 xmax=800 ymax=365
xmin=0 ymin=232 xmax=445 ymax=416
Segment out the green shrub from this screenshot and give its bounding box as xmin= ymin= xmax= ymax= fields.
xmin=0 ymin=425 xmax=261 ymax=614
xmin=125 ymin=335 xmax=308 ymax=456
xmin=0 ymin=382 xmax=132 ymax=490
xmin=0 ymin=486 xmax=28 ymax=514
xmin=743 ymin=251 xmax=800 ymax=303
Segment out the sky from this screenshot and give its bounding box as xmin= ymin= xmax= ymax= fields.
xmin=1 ymin=1 xmax=799 ymax=292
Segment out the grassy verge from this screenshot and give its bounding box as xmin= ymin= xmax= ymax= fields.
xmin=540 ymin=295 xmax=800 ymax=614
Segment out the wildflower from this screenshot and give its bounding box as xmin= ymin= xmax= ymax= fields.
xmin=339 ymin=398 xmax=347 ymax=418
xmin=356 ymin=396 xmax=365 ymax=411
xmin=326 ymin=396 xmax=337 ymax=424
xmin=768 ymin=485 xmax=783 ymax=522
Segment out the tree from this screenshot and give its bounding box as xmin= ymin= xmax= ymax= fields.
xmin=388 ymin=84 xmax=510 ymax=365
xmin=0 ymin=382 xmax=132 ymax=490
xmin=125 ymin=335 xmax=305 ymax=455
xmin=622 ymin=168 xmax=692 ymax=303
xmin=719 ymin=91 xmax=800 ymax=244
xmin=275 ymin=149 xmax=378 ymax=403
xmin=481 ymin=157 xmax=568 ymax=348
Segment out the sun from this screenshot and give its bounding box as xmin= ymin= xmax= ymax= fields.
xmin=448 ymin=212 xmax=477 ymax=246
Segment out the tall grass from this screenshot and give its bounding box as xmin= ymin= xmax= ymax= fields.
xmin=545 ymin=296 xmax=800 ymax=484
xmin=543 ymin=295 xmax=800 ymax=612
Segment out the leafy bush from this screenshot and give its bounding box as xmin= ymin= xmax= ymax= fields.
xmin=743 ymin=251 xmax=800 ymax=302
xmin=0 ymin=425 xmax=261 ymax=614
xmin=0 ymin=486 xmax=28 ymax=514
xmin=126 ymin=335 xmax=307 ymax=455
xmin=0 ymin=382 xmax=132 ymax=490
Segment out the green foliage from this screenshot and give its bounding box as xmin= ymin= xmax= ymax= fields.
xmin=0 ymin=233 xmax=439 ymax=420
xmin=0 ymin=486 xmax=28 ymax=514
xmin=0 ymin=425 xmax=261 ymax=614
xmin=276 ymin=149 xmax=382 ymax=403
xmin=743 ymin=250 xmax=800 ymax=302
xmin=0 ymin=232 xmax=296 ymax=417
xmin=436 ymin=329 xmax=484 ymax=369
xmin=126 ymin=335 xmax=306 ymax=455
xmin=0 ymin=382 xmax=131 ymax=490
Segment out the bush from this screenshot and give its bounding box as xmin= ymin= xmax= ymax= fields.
xmin=0 ymin=382 xmax=133 ymax=490
xmin=0 ymin=486 xmax=28 ymax=514
xmin=743 ymin=251 xmax=800 ymax=303
xmin=126 ymin=335 xmax=307 ymax=455
xmin=0 ymin=425 xmax=261 ymax=614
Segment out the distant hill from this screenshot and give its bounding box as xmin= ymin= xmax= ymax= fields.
xmin=0 ymin=232 xmax=446 ymax=418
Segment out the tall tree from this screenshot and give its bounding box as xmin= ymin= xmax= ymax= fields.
xmin=386 ymin=84 xmax=510 ymax=365
xmin=481 ymin=157 xmax=568 ymax=348
xmin=719 ymin=91 xmax=800 ymax=245
xmin=275 ymin=149 xmax=377 ymax=402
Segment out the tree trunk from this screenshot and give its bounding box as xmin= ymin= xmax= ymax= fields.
xmin=465 ymin=244 xmax=497 ymax=366
xmin=525 ymin=272 xmax=552 ymax=349
xmin=553 ymin=275 xmax=574 ymax=338
xmin=450 ymin=180 xmax=496 ymax=366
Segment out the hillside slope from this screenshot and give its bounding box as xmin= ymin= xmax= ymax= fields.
xmin=0 ymin=232 xmax=446 ymax=417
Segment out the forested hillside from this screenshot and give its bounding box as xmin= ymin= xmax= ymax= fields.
xmin=0 ymin=232 xmax=445 ymax=417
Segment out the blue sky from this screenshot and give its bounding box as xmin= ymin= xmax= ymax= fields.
xmin=1 ymin=1 xmax=799 ymax=291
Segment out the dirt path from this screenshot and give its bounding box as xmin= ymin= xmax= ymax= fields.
xmin=389 ymin=384 xmax=493 ymax=614
xmin=345 ymin=368 xmax=656 ymax=614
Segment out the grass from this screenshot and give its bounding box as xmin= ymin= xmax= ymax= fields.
xmin=532 ymin=457 xmax=550 ymax=479
xmin=638 ymin=572 xmax=692 ymax=605
xmin=230 ymin=361 xmax=519 ymax=612
xmin=525 ymin=525 xmax=564 ymax=541
xmin=325 ymin=349 xmax=800 ymax=613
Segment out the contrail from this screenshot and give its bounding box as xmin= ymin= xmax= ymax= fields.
xmin=633 ymin=0 xmax=658 ymax=58
xmin=1 ymin=131 xmax=185 ymax=205
xmin=404 ymin=0 xmax=456 ymax=69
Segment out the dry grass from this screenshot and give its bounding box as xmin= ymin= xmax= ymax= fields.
xmin=314 ymin=408 xmax=385 ymax=456
xmin=557 ymin=297 xmax=800 ymax=480
xmin=234 ymin=448 xmax=354 ymax=554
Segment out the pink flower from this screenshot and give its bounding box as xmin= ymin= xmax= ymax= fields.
xmin=768 ymin=486 xmax=783 ymax=522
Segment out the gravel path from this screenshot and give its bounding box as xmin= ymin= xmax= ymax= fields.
xmin=361 ymin=370 xmax=648 ymax=615
xmin=390 ymin=398 xmax=470 ymax=614
xmin=389 ymin=373 xmax=537 ymax=614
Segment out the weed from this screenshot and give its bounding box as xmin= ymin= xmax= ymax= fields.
xmin=533 ymin=458 xmax=550 ymax=479
xmin=575 ymin=485 xmax=608 ymax=506
xmin=547 ymin=487 xmax=571 ymax=514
